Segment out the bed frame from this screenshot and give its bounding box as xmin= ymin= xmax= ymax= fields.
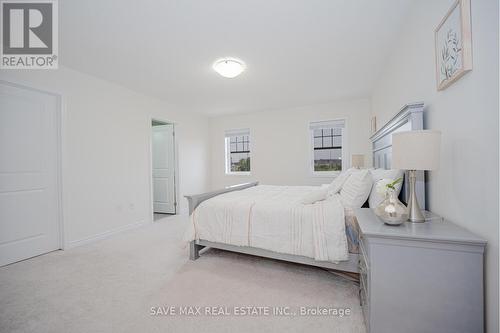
xmin=185 ymin=102 xmax=425 ymax=274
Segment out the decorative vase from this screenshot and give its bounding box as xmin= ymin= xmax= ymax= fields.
xmin=374 ymin=189 xmax=408 ymax=225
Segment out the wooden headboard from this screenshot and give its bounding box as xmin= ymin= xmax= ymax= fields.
xmin=369 ymin=102 xmax=425 ymax=209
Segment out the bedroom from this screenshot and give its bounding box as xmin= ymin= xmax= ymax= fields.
xmin=0 ymin=0 xmax=498 ymax=332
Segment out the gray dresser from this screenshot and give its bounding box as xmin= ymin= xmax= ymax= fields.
xmin=355 ymin=208 xmax=486 ymax=333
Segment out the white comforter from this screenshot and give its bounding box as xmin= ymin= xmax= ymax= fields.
xmin=184 ymin=185 xmax=349 ymax=262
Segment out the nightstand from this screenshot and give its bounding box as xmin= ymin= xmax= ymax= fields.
xmin=355 ymin=208 xmax=486 ymax=333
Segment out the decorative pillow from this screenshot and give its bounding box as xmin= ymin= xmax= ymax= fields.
xmin=340 ymin=169 xmax=373 ymax=208
xmin=301 ymin=187 xmax=328 ymax=204
xmin=327 ymin=168 xmax=355 ymax=195
xmin=368 ymin=169 xmax=405 ymax=208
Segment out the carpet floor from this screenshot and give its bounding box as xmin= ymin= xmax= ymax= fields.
xmin=0 ymin=215 xmax=366 ymax=333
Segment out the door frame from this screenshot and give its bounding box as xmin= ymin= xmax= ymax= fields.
xmin=0 ymin=80 xmax=65 ymax=250
xmin=148 ymin=117 xmax=179 ymax=221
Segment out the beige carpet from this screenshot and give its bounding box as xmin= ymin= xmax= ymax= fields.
xmin=0 ymin=215 xmax=366 ymax=333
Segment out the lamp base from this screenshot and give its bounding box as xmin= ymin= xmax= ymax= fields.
xmin=407 ymin=170 xmax=425 ymax=223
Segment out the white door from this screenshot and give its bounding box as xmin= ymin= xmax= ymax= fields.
xmin=152 ymin=124 xmax=175 ymax=214
xmin=0 ymin=82 xmax=61 ymax=266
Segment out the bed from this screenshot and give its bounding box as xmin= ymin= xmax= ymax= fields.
xmin=185 ymin=102 xmax=425 ymax=274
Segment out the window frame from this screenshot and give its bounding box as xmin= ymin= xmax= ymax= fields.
xmin=224 ymin=129 xmax=251 ymax=176
xmin=309 ymin=119 xmax=348 ymax=177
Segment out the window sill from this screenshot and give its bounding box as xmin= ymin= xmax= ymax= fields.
xmin=225 ymin=172 xmax=252 ymax=176
xmin=310 ymin=171 xmax=341 ymax=178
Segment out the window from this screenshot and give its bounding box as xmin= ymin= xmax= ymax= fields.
xmin=225 ymin=129 xmax=251 ymax=174
xmin=310 ymin=119 xmax=345 ymax=173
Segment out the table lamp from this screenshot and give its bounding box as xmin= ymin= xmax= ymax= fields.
xmin=392 ymin=130 xmax=441 ymax=222
xmin=351 ymin=154 xmax=365 ymax=169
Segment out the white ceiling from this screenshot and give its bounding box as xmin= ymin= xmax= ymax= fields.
xmin=60 ymin=0 xmax=415 ymax=116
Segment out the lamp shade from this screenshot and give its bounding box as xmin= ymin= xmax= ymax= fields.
xmin=392 ymin=130 xmax=441 ymax=171
xmin=351 ymin=154 xmax=365 ymax=168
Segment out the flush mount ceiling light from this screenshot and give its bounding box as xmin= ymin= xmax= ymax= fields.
xmin=213 ymin=58 xmax=245 ymax=78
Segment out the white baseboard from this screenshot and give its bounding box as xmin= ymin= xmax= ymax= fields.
xmin=64 ymin=220 xmax=146 ymax=249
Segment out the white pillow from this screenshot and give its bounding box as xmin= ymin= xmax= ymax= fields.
xmin=340 ymin=169 xmax=373 ymax=208
xmin=368 ymin=178 xmax=404 ymax=208
xmin=327 ymin=168 xmax=355 ymax=195
xmin=368 ymin=169 xmax=405 ymax=208
xmin=301 ymin=187 xmax=328 ymax=204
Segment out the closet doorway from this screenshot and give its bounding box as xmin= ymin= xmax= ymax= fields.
xmin=151 ymin=119 xmax=177 ymax=220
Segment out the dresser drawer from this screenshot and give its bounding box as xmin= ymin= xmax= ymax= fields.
xmin=354 ymin=208 xmax=486 ymax=333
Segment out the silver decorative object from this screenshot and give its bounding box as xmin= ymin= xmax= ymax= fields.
xmin=375 ymin=190 xmax=408 ymax=225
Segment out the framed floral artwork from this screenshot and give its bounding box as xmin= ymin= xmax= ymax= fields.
xmin=434 ymin=0 xmax=472 ymax=91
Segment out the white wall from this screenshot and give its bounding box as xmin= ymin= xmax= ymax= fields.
xmin=209 ymin=99 xmax=371 ymax=189
xmin=0 ymin=66 xmax=210 ymax=246
xmin=370 ymin=1 xmax=499 ymax=332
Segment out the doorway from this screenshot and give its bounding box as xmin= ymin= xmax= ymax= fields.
xmin=151 ymin=119 xmax=177 ymax=220
xmin=0 ymin=81 xmax=62 ymax=266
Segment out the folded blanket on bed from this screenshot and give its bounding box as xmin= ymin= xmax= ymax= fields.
xmin=184 ymin=185 xmax=349 ymax=263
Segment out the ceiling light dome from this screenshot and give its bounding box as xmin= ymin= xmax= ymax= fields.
xmin=213 ymin=58 xmax=245 ymax=78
